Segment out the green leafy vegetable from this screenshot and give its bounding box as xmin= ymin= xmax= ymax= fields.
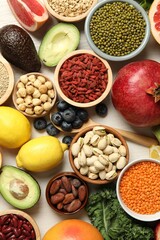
xmin=134 ymin=0 xmax=153 ymax=11
xmin=85 ymin=185 xmax=154 ymax=240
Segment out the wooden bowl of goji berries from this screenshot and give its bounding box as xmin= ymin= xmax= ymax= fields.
xmin=54 ymin=50 xmax=113 ymax=108
xmin=0 ymin=209 xmax=41 ymax=239
xmin=116 ymin=158 xmax=160 ymax=221
xmin=46 ymin=172 xmax=89 ymax=215
xmin=43 ymin=0 xmax=98 ymax=22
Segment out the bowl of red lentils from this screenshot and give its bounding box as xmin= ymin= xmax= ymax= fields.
xmin=43 ymin=0 xmax=98 ymax=22
xmin=12 ymin=72 xmax=57 ymax=118
xmin=116 ymin=158 xmax=160 ymax=221
xmin=85 ymin=0 xmax=150 ymax=61
xmin=54 ymin=50 xmax=113 ymax=108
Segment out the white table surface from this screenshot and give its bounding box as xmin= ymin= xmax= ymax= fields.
xmin=0 ymin=0 xmax=159 ymax=238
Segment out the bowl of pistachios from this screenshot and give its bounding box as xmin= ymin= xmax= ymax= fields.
xmin=69 ymin=125 xmax=129 ymax=184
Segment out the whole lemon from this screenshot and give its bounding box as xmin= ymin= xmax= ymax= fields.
xmin=0 ymin=106 xmax=31 ymax=149
xmin=16 ymin=136 xmax=68 ymax=172
xmin=43 ymin=219 xmax=104 ymax=240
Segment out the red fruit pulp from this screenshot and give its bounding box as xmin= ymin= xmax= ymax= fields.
xmin=9 ymin=0 xmax=35 ymax=26
xmin=153 ymin=4 xmax=160 ymax=30
xmin=21 ymin=0 xmax=45 ymax=16
xmin=111 ymin=60 xmax=160 ymax=127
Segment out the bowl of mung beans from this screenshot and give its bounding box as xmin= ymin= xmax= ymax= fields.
xmin=116 ymin=158 xmax=160 ymax=221
xmin=43 ymin=0 xmax=98 ymax=22
xmin=85 ymin=0 xmax=150 ymax=61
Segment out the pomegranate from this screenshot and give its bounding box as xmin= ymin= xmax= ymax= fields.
xmin=149 ymin=0 xmax=160 ymax=44
xmin=7 ymin=0 xmax=49 ymax=32
xmin=111 ymin=60 xmax=160 ymax=127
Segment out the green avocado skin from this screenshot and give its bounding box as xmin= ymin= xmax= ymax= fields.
xmin=0 ymin=24 xmax=41 ymax=72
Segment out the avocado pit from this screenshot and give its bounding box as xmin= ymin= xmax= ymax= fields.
xmin=9 ymin=178 xmax=29 ymax=200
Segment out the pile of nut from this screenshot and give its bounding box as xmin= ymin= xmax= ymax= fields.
xmin=15 ymin=74 xmax=56 ymax=116
xmin=48 ymin=175 xmax=87 ymax=213
xmin=71 ymin=126 xmax=128 ymax=181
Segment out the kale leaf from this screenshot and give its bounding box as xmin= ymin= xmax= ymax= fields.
xmin=85 ymin=186 xmax=154 ymax=240
xmin=134 ymin=0 xmax=153 ymax=11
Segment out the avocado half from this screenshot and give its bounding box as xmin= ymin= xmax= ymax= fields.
xmin=0 ymin=165 xmax=41 ymax=209
xmin=38 ymin=23 xmax=80 ymax=67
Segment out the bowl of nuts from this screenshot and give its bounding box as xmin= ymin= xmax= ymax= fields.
xmin=54 ymin=49 xmax=113 ymax=108
xmin=0 ymin=209 xmax=41 ymax=239
xmin=46 ymin=172 xmax=89 ymax=215
xmin=69 ymin=125 xmax=129 ymax=184
xmin=116 ymin=158 xmax=160 ymax=221
xmin=85 ymin=0 xmax=150 ymax=61
xmin=12 ymin=72 xmax=57 ymax=118
xmin=43 ymin=0 xmax=98 ymax=22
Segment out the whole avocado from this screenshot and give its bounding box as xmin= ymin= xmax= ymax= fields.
xmin=0 ymin=24 xmax=41 ymax=72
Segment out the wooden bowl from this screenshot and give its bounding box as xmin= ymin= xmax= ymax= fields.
xmin=0 ymin=209 xmax=41 ymax=239
xmin=54 ymin=50 xmax=113 ymax=108
xmin=43 ymin=0 xmax=98 ymax=22
xmin=12 ymin=72 xmax=57 ymax=118
xmin=0 ymin=54 xmax=14 ymax=105
xmin=69 ymin=124 xmax=129 ymax=185
xmin=46 ymin=172 xmax=89 ymax=215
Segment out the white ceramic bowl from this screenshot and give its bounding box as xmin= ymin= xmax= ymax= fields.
xmin=85 ymin=0 xmax=150 ymax=61
xmin=116 ymin=158 xmax=160 ymax=221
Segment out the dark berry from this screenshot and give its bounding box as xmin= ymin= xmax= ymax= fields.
xmin=62 ymin=136 xmax=73 ymax=146
xmin=72 ymin=116 xmax=83 ymax=129
xmin=57 ymin=100 xmax=69 ymax=111
xmin=77 ymin=109 xmax=89 ymax=122
xmin=61 ymin=121 xmax=72 ymax=132
xmin=33 ymin=117 xmax=47 ymax=130
xmin=95 ymin=103 xmax=108 ymax=117
xmin=46 ymin=123 xmax=60 ymax=136
xmin=51 ymin=112 xmax=63 ymax=126
xmin=62 ymin=109 xmax=76 ymax=123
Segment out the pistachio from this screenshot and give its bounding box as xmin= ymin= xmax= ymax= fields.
xmin=90 ymin=134 xmax=100 ymax=146
xmin=88 ymin=172 xmax=98 ymax=180
xmin=105 ymin=162 xmax=113 ymax=172
xmin=119 ymin=145 xmax=127 ymax=156
xmin=86 ymin=155 xmax=98 ymax=166
xmin=74 ymin=157 xmax=80 ymax=170
xmin=97 ymin=136 xmax=108 ymax=150
xmin=99 ymin=170 xmax=106 ymax=180
xmin=103 ymin=145 xmax=113 ymax=155
xmin=116 ymin=156 xmax=127 ymax=169
xmin=80 ymin=166 xmax=89 ymax=175
xmin=111 ymin=138 xmax=122 ymax=147
xmin=98 ymin=154 xmax=109 ymax=165
xmin=92 ymin=147 xmax=103 ymax=156
xmin=94 ymin=160 xmax=105 ymax=170
xmin=78 ymin=150 xmax=87 ymax=167
xmin=93 ymin=126 xmax=106 ymax=136
xmin=105 ymin=170 xmax=117 ymax=180
xmin=83 ymin=144 xmax=92 ymax=157
xmin=89 ymin=166 xmax=99 ymax=174
xmin=71 ymin=142 xmax=81 ymax=157
xmin=83 ymin=131 xmax=94 ymax=144
xmin=108 ymin=152 xmax=120 ymax=163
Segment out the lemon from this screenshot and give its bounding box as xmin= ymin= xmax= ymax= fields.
xmin=16 ymin=136 xmax=68 ymax=172
xmin=149 ymin=145 xmax=160 ymax=160
xmin=0 ymin=106 xmax=31 ymax=149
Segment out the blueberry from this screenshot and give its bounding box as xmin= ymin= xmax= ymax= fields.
xmin=95 ymin=103 xmax=108 ymax=117
xmin=62 ymin=109 xmax=76 ymax=123
xmin=51 ymin=112 xmax=63 ymax=126
xmin=72 ymin=116 xmax=83 ymax=129
xmin=62 ymin=136 xmax=73 ymax=146
xmin=57 ymin=100 xmax=69 ymax=111
xmin=33 ymin=117 xmax=47 ymax=130
xmin=77 ymin=109 xmax=89 ymax=122
xmin=46 ymin=123 xmax=60 ymax=136
xmin=61 ymin=121 xmax=72 ymax=132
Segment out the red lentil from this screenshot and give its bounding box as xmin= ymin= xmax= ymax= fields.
xmin=120 ymin=161 xmax=160 ymax=215
xmin=58 ymin=53 xmax=108 ymax=103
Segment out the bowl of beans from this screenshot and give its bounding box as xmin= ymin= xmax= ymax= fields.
xmin=43 ymin=0 xmax=98 ymax=22
xmin=116 ymin=158 xmax=160 ymax=221
xmin=85 ymin=0 xmax=150 ymax=61
xmin=54 ymin=50 xmax=113 ymax=108
xmin=12 ymin=72 xmax=57 ymax=118
xmin=69 ymin=124 xmax=129 ymax=184
xmin=0 ymin=209 xmax=41 ymax=239
xmin=46 ymin=172 xmax=89 ymax=214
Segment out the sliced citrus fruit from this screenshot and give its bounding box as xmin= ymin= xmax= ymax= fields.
xmin=149 ymin=145 xmax=160 ymax=160
xmin=7 ymin=0 xmax=49 ymax=32
xmin=149 ymin=0 xmax=160 ymax=44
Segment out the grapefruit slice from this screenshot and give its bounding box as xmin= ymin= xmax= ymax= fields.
xmin=149 ymin=0 xmax=160 ymax=44
xmin=7 ymin=0 xmax=49 ymax=32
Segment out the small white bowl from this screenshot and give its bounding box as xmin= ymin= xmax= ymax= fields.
xmin=85 ymin=0 xmax=150 ymax=61
xmin=116 ymin=158 xmax=160 ymax=222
